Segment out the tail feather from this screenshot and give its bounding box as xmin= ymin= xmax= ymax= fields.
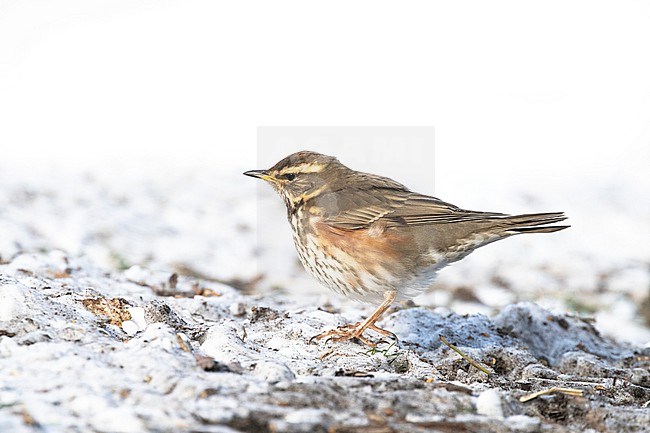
xmin=498 ymin=212 xmax=569 ymax=235
xmin=508 ymin=225 xmax=570 ymax=234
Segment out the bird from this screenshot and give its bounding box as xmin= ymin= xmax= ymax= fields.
xmin=244 ymin=151 xmax=568 ymax=346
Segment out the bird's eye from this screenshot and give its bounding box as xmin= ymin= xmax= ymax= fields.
xmin=280 ymin=173 xmax=296 ymax=181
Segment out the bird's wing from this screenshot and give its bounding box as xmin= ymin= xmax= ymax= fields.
xmin=322 ymin=190 xmax=506 ymax=230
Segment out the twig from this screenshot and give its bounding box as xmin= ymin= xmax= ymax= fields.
xmin=519 ymin=386 xmax=584 ymax=402
xmin=439 ymin=335 xmax=492 ymax=376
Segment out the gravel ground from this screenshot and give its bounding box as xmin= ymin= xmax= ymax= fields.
xmin=1 ymin=167 xmax=649 ymax=432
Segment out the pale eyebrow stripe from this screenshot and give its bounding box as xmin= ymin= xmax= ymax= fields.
xmin=279 ymin=163 xmax=325 ymax=174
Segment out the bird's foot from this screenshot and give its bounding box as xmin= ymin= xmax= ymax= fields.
xmin=309 ymin=322 xmax=397 ymax=347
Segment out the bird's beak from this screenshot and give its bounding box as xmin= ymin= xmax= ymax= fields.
xmin=243 ymin=169 xmax=274 ymax=182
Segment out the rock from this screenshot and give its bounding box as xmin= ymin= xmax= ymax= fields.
xmin=506 ymin=415 xmax=541 ymax=433
xmin=0 ymin=280 xmax=27 ymax=322
xmin=121 ymin=320 xmax=140 ymax=336
xmin=271 ymin=408 xmax=329 ymax=433
xmin=143 ymin=300 xmax=189 ymax=331
xmin=475 ymin=389 xmax=504 ymax=419
xmin=0 ymin=335 xmax=19 ymax=357
xmin=200 ymin=322 xmax=250 ymax=363
xmin=229 ymin=302 xmax=246 ymax=316
xmin=0 ymin=253 xmax=649 ymax=433
xmin=252 ymin=360 xmax=295 ymax=384
xmin=494 ymin=303 xmax=628 ymax=365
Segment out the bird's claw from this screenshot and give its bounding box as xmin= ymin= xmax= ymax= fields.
xmin=309 ymin=322 xmax=398 ymax=348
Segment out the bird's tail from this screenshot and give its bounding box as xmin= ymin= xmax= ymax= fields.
xmin=499 ymin=212 xmax=569 ymax=234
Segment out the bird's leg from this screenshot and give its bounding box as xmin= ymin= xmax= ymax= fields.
xmin=310 ymin=290 xmax=397 ymax=347
xmin=352 ymin=290 xmax=397 ymax=339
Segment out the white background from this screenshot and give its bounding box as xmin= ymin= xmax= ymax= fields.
xmin=1 ymin=1 xmax=649 ymax=184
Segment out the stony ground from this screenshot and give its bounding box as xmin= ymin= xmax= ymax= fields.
xmin=1 ymin=167 xmax=649 ymax=432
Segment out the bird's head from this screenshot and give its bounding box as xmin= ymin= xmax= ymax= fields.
xmin=244 ymin=151 xmax=345 ymax=212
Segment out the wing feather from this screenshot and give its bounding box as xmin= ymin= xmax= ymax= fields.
xmin=322 ymin=189 xmax=506 ymax=230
